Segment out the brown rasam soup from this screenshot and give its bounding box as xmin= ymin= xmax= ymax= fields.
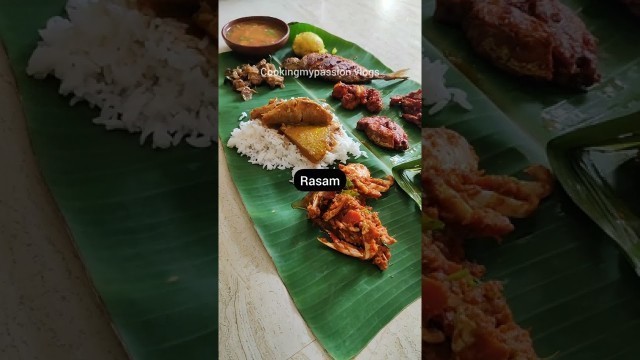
xmin=226 ymin=20 xmax=286 ymax=46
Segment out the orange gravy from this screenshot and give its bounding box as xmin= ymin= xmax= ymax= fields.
xmin=226 ymin=20 xmax=285 ymax=46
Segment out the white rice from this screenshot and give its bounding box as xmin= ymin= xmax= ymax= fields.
xmin=423 ymin=57 xmax=472 ymax=115
xmin=26 ymin=0 xmax=217 ymax=149
xmin=227 ymin=119 xmax=365 ymax=176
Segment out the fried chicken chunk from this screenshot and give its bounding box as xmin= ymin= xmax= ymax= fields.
xmin=332 ymin=82 xmax=383 ymax=113
xmin=225 ymin=59 xmax=284 ymax=101
xmin=390 ymin=89 xmax=422 ymax=127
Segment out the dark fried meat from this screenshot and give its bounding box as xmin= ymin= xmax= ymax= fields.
xmin=225 ymin=59 xmax=284 ymax=101
xmin=435 ymin=0 xmax=600 ymax=88
xmin=242 ymin=64 xmax=262 ymax=86
xmin=332 ymin=82 xmax=383 ymax=113
xmin=364 ymin=87 xmax=384 ymax=113
xmin=256 ymin=59 xmax=285 ymax=89
xmin=332 ymin=81 xmax=364 ymax=109
xmin=390 ymin=89 xmax=422 ymax=127
xmin=356 ymin=116 xmax=409 ymax=151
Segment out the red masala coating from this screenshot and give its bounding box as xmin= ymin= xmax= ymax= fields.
xmin=435 ymin=0 xmax=600 ymax=88
xmin=390 ymin=89 xmax=422 ymax=127
xmin=332 ymin=82 xmax=384 ymax=113
xmin=356 ymin=116 xmax=409 ymax=151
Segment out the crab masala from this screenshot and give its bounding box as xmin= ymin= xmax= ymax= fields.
xmin=302 ymin=163 xmax=396 ymax=270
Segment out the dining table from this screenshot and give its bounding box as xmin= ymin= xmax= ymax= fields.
xmin=218 ymin=0 xmax=421 ymax=358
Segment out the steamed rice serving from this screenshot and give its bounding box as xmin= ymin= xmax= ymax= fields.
xmin=227 ymin=118 xmax=364 ymax=175
xmin=26 ymin=0 xmax=216 ymax=148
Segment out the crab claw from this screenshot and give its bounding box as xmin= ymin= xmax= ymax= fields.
xmin=372 ymin=246 xmax=391 ymax=271
xmin=360 ymin=221 xmax=379 ymax=260
xmin=318 ymin=232 xmax=364 ymax=259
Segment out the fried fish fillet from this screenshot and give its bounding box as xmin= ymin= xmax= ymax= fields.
xmin=356 ymin=116 xmax=409 ymax=151
xmin=283 ymin=53 xmax=408 ymax=83
xmin=435 ymin=0 xmax=600 ymax=88
xmin=250 ymin=97 xmax=333 ymax=127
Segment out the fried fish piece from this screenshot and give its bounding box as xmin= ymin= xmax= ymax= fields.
xmin=249 ymin=98 xmax=283 ymax=119
xmin=356 ymin=116 xmax=409 ymax=151
xmin=283 ymin=53 xmax=408 ymax=83
xmin=435 ymin=0 xmax=600 ymax=88
xmin=251 ymin=97 xmax=333 ymax=127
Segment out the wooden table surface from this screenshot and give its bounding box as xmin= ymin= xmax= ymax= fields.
xmin=218 ymin=0 xmax=421 ymax=358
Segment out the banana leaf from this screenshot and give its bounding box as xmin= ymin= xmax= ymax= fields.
xmin=423 ymin=2 xmax=640 ymax=358
xmin=0 ymin=2 xmax=218 ymax=360
xmin=219 ymin=23 xmax=421 ymax=359
xmin=392 ymin=159 xmax=422 ymax=210
xmin=548 ymin=112 xmax=640 ymax=274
